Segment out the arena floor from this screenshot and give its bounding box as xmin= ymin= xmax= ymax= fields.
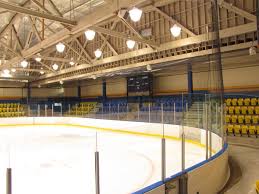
xmin=0 ymin=124 xmax=206 ymax=194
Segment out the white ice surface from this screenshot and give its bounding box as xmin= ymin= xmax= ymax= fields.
xmin=0 ymin=125 xmax=206 ymax=194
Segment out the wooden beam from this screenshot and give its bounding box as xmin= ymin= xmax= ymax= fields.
xmin=90 ymin=26 xmax=159 ymax=48
xmin=152 ymin=6 xmax=196 ymax=37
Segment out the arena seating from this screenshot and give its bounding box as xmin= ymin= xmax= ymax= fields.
xmin=0 ymin=103 xmax=25 ymax=117
xmin=225 ymin=97 xmax=259 ymax=137
xmin=69 ymin=102 xmax=98 ymax=116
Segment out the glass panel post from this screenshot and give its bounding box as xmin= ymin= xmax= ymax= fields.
xmin=173 ymin=102 xmax=176 ymax=124
xmin=68 ymin=104 xmax=71 ymax=116
xmin=38 ymin=104 xmax=40 ymax=117
xmin=51 ymin=104 xmax=54 ymax=117
xmin=205 ymin=102 xmax=209 ymax=160
xmin=117 ymin=104 xmax=120 ymax=120
xmin=108 ymin=103 xmax=111 ymax=120
xmin=61 ymin=104 xmax=63 ymax=117
xmin=209 ymin=101 xmax=212 ymax=158
xmin=148 ymin=103 xmax=151 ymax=123
xmin=181 ymin=93 xmax=185 ymax=171
xmin=45 ymin=104 xmax=47 ymax=117
xmin=137 ymin=103 xmax=140 ymax=121
xmin=28 ymin=105 xmax=30 ymax=117
xmin=6 ymin=168 xmax=12 ymax=194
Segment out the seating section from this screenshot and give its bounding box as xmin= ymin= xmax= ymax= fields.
xmin=225 ymin=97 xmax=259 ymax=137
xmin=69 ymin=102 xmax=98 ymax=115
xmin=0 ymin=103 xmax=25 ymax=117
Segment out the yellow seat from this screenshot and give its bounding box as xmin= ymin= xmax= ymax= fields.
xmin=256 ymin=180 xmax=259 ymax=193
xmin=249 ymin=125 xmax=256 ymax=135
xmin=248 ymin=106 xmax=255 ymax=115
xmin=238 ymin=115 xmax=245 ymax=124
xmin=226 ymin=99 xmax=232 ymax=106
xmin=255 ymin=106 xmax=259 ymax=115
xmin=225 ymin=115 xmax=231 ymax=123
xmin=0 ymin=104 xmax=2 ymax=108
xmin=227 ymin=124 xmax=234 ymax=134
xmin=229 ymin=106 xmax=235 ymax=114
xmin=245 ymin=115 xmax=252 ymax=124
xmin=0 ymin=108 xmax=2 ymax=112
xmin=241 ymin=106 xmax=248 ymax=115
xmin=237 ymin=98 xmax=244 ymax=106
xmin=2 ymin=107 xmax=6 ymax=112
xmin=232 ymin=98 xmax=238 ymax=106
xmin=244 ymin=98 xmax=250 ymax=106
xmin=0 ymin=112 xmax=3 ymax=117
xmin=234 ymin=106 xmax=241 ymax=115
xmin=251 ymin=98 xmax=257 ymax=106
xmin=241 ymin=125 xmax=248 ymax=135
xmin=234 ymin=125 xmax=241 ymax=134
xmin=231 ymin=115 xmax=238 ymax=123
xmin=252 ymin=116 xmax=259 ymax=124
xmin=225 ymin=106 xmax=228 ymax=114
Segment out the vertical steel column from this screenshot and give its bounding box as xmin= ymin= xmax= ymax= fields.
xmin=6 ymin=168 xmax=12 ymax=194
xmin=51 ymin=104 xmax=54 ymax=117
xmin=95 ymin=151 xmax=100 ymax=194
xmin=148 ymin=103 xmax=151 ymax=123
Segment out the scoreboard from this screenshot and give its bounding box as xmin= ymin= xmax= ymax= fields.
xmin=127 ymin=74 xmax=153 ymax=96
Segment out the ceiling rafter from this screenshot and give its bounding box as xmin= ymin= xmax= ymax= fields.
xmin=64 ymin=42 xmax=90 ymax=63
xmin=29 ymin=17 xmax=42 ymax=42
xmin=0 ymin=0 xmax=77 ymax=26
xmin=90 ymin=26 xmax=159 ymax=48
xmin=152 ymin=6 xmax=196 ymax=37
xmin=74 ymin=38 xmax=93 ymax=64
xmin=31 ymin=0 xmax=71 ymax=30
xmin=97 ymin=32 xmax=118 ymax=56
xmin=11 ymin=24 xmax=23 ymax=50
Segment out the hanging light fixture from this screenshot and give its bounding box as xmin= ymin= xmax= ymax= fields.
xmin=56 ymin=43 xmax=65 ymax=53
xmin=40 ymin=71 xmax=44 ymax=75
xmin=170 ymin=24 xmax=182 ymax=37
xmin=21 ymin=60 xmax=28 ymax=68
xmin=94 ymin=49 xmax=102 ymax=58
xmin=85 ymin=30 xmax=96 ymax=41
xmin=129 ymin=7 xmax=143 ymax=22
xmin=35 ymin=54 xmax=42 ymax=62
xmin=11 ymin=68 xmax=16 ymax=73
xmin=69 ymin=58 xmax=75 ymax=66
xmin=52 ymin=63 xmax=59 ymax=70
xmin=59 ymin=80 xmax=64 ymax=85
xmin=3 ymin=69 xmax=10 ymax=74
xmin=126 ymin=40 xmax=136 ymax=49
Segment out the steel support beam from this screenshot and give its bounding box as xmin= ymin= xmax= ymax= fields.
xmin=0 ymin=0 xmax=77 ymax=26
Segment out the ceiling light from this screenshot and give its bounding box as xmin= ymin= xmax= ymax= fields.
xmin=40 ymin=71 xmax=44 ymax=75
xmin=170 ymin=24 xmax=182 ymax=37
xmin=129 ymin=7 xmax=143 ymax=22
xmin=35 ymin=54 xmax=42 ymax=62
xmin=70 ymin=58 xmax=75 ymax=66
xmin=52 ymin=63 xmax=59 ymax=71
xmin=146 ymin=65 xmax=152 ymax=71
xmin=92 ymin=75 xmax=97 ymax=80
xmin=56 ymin=43 xmax=65 ymax=53
xmin=126 ymin=40 xmax=136 ymax=49
xmin=60 ymin=80 xmax=64 ymax=85
xmin=20 ymin=60 xmax=28 ymax=68
xmin=94 ymin=49 xmax=102 ymax=58
xmin=3 ymin=69 xmax=10 ymax=74
xmin=249 ymin=46 xmax=257 ymax=56
xmin=85 ymin=30 xmax=96 ymax=41
xmin=11 ymin=68 xmax=16 ymax=73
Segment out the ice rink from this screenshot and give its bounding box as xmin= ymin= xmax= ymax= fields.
xmin=0 ymin=124 xmax=206 ymax=194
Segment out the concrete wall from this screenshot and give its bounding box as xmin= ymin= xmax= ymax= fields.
xmin=106 ymin=78 xmax=127 ymax=97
